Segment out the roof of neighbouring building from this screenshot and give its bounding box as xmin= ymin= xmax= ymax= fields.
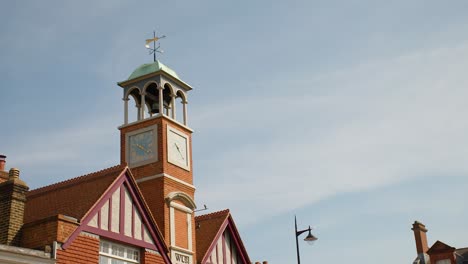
xmin=456 ymin=248 xmax=468 ymax=263
xmin=24 ymin=164 xmax=126 ymax=224
xmin=427 ymin=240 xmax=456 ymax=254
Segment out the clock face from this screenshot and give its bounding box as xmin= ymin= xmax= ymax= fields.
xmin=167 ymin=127 xmax=189 ymax=170
xmin=128 ymin=129 xmax=156 ymax=165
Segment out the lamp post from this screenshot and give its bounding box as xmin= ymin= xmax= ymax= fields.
xmin=295 ymin=215 xmax=317 ymax=264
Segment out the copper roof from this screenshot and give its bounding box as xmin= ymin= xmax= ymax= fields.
xmin=24 ymin=164 xmax=126 ymax=224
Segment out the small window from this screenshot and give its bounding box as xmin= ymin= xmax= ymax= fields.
xmin=99 ymin=241 xmax=140 ymax=264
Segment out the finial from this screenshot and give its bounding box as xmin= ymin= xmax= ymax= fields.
xmin=145 ymin=30 xmax=166 ymax=62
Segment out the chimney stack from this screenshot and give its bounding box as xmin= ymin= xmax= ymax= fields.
xmin=0 ymin=167 xmax=29 ymax=246
xmin=412 ymin=221 xmax=429 ymax=254
xmin=0 ymin=155 xmax=6 ymax=171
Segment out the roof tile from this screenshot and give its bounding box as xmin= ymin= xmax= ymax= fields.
xmin=195 ymin=209 xmax=230 ymax=263
xmin=24 ymin=164 xmax=126 ymax=224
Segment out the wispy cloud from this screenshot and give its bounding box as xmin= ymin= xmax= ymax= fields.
xmin=4 ymin=114 xmax=121 ymax=188
xmin=193 ymin=41 xmax=468 ymax=226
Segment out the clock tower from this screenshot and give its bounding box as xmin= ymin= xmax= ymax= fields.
xmin=117 ymin=60 xmax=196 ymax=264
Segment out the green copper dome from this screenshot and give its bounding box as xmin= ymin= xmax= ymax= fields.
xmin=127 ymin=60 xmax=179 ymax=81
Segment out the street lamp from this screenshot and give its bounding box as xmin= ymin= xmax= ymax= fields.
xmin=295 ymin=215 xmax=317 ymax=264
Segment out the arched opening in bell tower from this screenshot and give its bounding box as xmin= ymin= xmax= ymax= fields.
xmin=144 ymin=82 xmax=159 ymax=117
xmin=125 ymin=87 xmax=142 ymax=124
xmin=175 ymin=90 xmax=187 ymax=125
xmin=162 ymin=83 xmax=174 ymax=116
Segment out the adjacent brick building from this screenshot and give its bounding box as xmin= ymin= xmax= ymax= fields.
xmin=411 ymin=221 xmax=468 ymax=264
xmin=0 ymin=60 xmax=253 ymax=264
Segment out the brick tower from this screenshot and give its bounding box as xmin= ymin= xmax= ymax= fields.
xmin=117 ymin=60 xmax=196 ymax=264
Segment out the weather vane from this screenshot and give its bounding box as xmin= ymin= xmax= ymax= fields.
xmin=145 ymin=31 xmax=166 ymax=62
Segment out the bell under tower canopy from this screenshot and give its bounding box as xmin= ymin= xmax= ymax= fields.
xmin=118 ymin=60 xmax=192 ymax=126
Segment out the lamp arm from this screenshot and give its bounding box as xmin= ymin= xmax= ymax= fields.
xmin=296 ymin=227 xmax=311 ymax=237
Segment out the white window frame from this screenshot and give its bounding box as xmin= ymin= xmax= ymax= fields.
xmin=99 ymin=240 xmax=140 ymax=264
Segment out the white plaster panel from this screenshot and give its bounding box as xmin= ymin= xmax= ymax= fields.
xmin=135 ymin=211 xmax=142 ymax=240
xmin=218 ymin=238 xmax=224 ymax=264
xmin=101 ymin=200 xmax=109 ymax=231
xmin=88 ymin=213 xmax=98 ymax=228
xmin=111 ymin=187 xmax=120 ymax=233
xmin=143 ymin=226 xmax=154 ymax=244
xmin=124 ymin=189 xmax=132 ymax=237
xmin=225 ymin=232 xmax=231 ymax=264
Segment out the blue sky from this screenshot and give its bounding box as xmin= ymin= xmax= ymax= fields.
xmin=2 ymin=1 xmax=468 ymax=263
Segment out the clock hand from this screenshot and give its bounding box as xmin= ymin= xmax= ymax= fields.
xmin=136 ymin=144 xmax=152 ymax=154
xmin=137 ymin=144 xmax=146 ymax=151
xmin=174 ymin=143 xmax=185 ymax=160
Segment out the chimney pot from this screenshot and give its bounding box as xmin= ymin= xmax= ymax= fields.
xmin=9 ymin=168 xmax=20 ymax=180
xmin=0 ymin=155 xmax=6 ymax=171
xmin=263 ymin=262 xmax=268 ymax=264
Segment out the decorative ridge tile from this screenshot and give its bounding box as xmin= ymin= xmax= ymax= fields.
xmin=195 ymin=209 xmax=230 ymax=221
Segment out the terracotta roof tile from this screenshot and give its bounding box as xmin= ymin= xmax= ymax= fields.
xmin=195 ymin=209 xmax=230 ymax=263
xmin=24 ymin=164 xmax=126 ymax=224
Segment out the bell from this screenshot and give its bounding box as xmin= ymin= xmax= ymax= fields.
xmin=150 ymin=102 xmax=159 ymax=114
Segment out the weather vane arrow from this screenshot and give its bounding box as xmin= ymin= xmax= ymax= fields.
xmin=145 ymin=31 xmax=166 ymax=62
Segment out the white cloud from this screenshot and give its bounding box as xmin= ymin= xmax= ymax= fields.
xmin=193 ymin=41 xmax=468 ymax=226
xmin=4 ymin=114 xmax=121 ymax=188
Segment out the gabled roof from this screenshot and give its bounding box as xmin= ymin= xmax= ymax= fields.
xmin=195 ymin=209 xmax=251 ymax=264
xmin=25 ymin=164 xmax=126 ymax=224
xmin=23 ymin=164 xmax=171 ymax=263
xmin=427 ymin=240 xmax=456 ymax=254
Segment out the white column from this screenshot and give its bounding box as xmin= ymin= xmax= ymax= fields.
xmin=170 ymin=207 xmax=175 ymax=247
xmin=141 ymin=92 xmax=146 ymax=119
xmin=182 ymin=100 xmax=188 ymax=126
xmin=158 ymin=86 xmax=164 ymax=115
xmin=171 ymin=94 xmax=176 ymax=119
xmin=136 ymin=104 xmax=141 ymax=121
xmin=187 ymin=213 xmax=192 ymax=251
xmin=123 ymin=98 xmax=129 ymax=125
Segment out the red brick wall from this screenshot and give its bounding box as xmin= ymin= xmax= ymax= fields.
xmin=120 ymin=115 xmax=197 ymax=262
xmin=56 ymin=233 xmax=99 ymax=264
xmin=142 ymin=250 xmax=166 ymax=264
xmin=119 ymin=116 xmax=193 ymax=184
xmin=21 ymin=218 xmax=57 ymax=249
xmin=21 ymin=215 xmax=79 ymax=250
xmin=175 ymin=209 xmax=188 ymax=249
